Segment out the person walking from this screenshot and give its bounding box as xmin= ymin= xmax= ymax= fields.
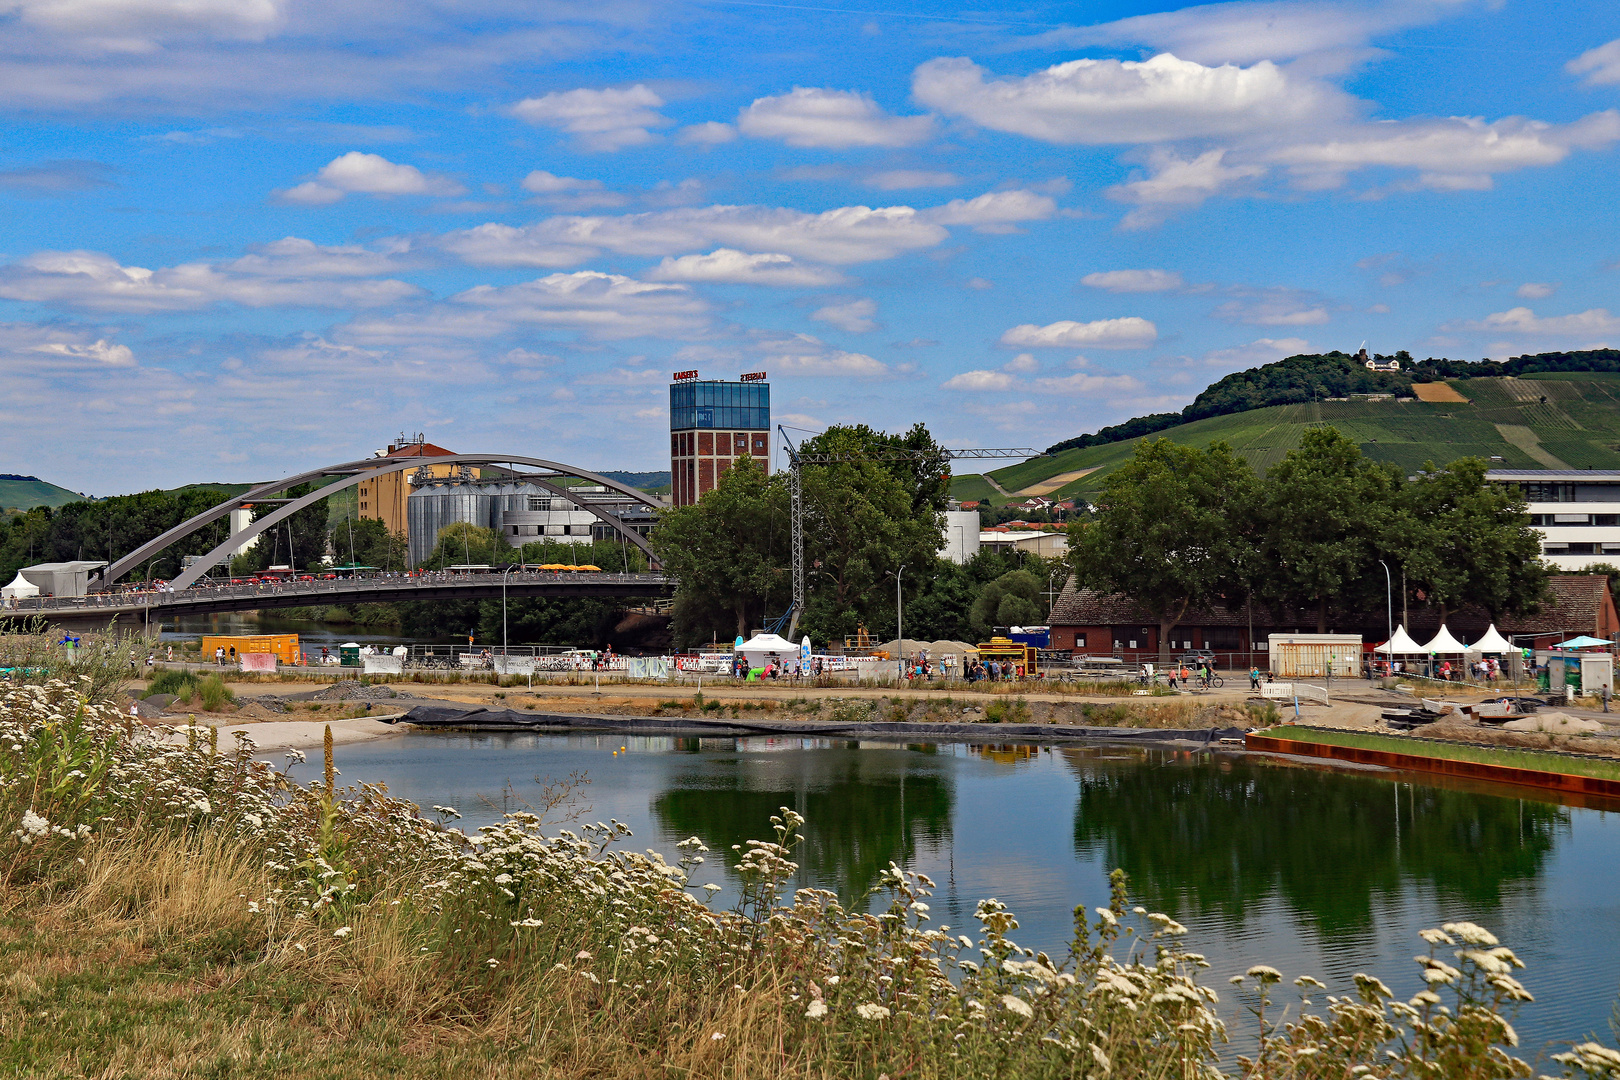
xmin=1249 ymin=666 xmax=1261 ymax=691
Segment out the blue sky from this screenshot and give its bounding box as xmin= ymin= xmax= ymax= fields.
xmin=2 ymin=0 xmax=1619 ymax=494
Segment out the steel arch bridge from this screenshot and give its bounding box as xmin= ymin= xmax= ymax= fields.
xmin=99 ymin=452 xmax=663 ymax=593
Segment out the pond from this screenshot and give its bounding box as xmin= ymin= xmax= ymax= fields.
xmin=331 ymin=732 xmax=1620 ymax=1065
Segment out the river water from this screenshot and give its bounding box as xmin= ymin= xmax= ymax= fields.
xmin=331 ymin=731 xmax=1620 ymax=1065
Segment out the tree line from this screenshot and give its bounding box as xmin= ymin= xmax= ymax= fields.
xmin=1069 ymin=429 xmax=1548 ymax=659
xmin=650 ymin=422 xmax=1065 ymax=649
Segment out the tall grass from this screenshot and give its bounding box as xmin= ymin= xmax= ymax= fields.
xmin=0 ymin=679 xmax=1606 ymax=1078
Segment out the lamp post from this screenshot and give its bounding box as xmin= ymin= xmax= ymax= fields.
xmin=502 ymin=563 xmax=513 ymax=657
xmin=1378 ymin=559 xmax=1393 ymax=644
xmin=892 ymin=566 xmax=905 ymax=682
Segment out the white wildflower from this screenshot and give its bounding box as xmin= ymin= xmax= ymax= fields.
xmin=710 ymin=1031 xmax=726 ymax=1041
xmin=805 ymin=999 xmax=828 ymax=1019
xmin=333 ymin=926 xmax=352 ymax=938
xmin=1245 ymin=966 xmax=1282 ymax=983
xmin=855 ymin=1004 xmax=890 ymax=1021
xmin=1000 ymin=994 xmax=1034 ymax=1019
xmin=1442 ymin=921 xmax=1498 ymax=946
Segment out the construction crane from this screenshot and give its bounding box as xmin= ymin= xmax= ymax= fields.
xmin=778 ymin=425 xmax=1041 ymax=637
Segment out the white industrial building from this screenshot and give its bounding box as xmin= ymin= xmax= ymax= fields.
xmin=406 ymin=476 xmax=657 ymax=566
xmin=1488 ymin=469 xmax=1620 ymax=570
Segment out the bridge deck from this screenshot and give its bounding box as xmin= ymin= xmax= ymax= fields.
xmin=0 ymin=571 xmax=673 ymax=623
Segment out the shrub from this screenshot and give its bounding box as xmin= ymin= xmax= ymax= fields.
xmin=145 ymin=667 xmax=200 ymax=698
xmin=197 ymin=673 xmax=234 ymax=711
xmin=984 ymin=697 xmax=1032 ymax=724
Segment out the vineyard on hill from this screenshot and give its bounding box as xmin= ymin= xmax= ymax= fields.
xmin=958 ymin=371 xmax=1620 ymax=506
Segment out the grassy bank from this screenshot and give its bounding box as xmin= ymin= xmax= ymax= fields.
xmin=1264 ymin=724 xmax=1620 ymax=783
xmin=1 ymin=681 xmax=1610 ymax=1078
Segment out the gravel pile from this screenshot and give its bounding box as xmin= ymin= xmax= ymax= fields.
xmin=311 ymin=680 xmax=414 ymax=701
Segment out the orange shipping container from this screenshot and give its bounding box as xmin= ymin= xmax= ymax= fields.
xmin=201 ymin=634 xmax=300 ymax=665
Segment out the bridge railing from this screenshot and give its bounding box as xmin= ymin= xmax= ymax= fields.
xmin=0 ymin=570 xmax=672 ymax=616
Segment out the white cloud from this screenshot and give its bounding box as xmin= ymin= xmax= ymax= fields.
xmin=1460 ymin=307 xmax=1620 ymax=337
xmin=519 ymin=170 xmax=627 ymax=209
xmin=645 ymin=248 xmax=845 ymax=287
xmin=1003 ymin=352 xmax=1039 ymax=373
xmin=11 ymin=0 xmax=284 ymax=42
xmin=278 ymin=151 xmax=464 ymax=204
xmin=510 ymin=85 xmax=671 ymax=152
xmin=752 ymin=331 xmax=888 ymax=376
xmin=1108 ymin=149 xmax=1266 ymax=228
xmin=737 ymin=87 xmax=932 ymax=148
xmin=942 ymin=369 xmax=1013 ymax=391
xmin=865 ymin=170 xmax=960 ymax=190
xmin=1517 ymin=282 xmax=1557 ymax=300
xmin=966 ymin=277 xmax=993 ymax=290
xmin=0 ymin=249 xmax=422 ymax=313
xmin=1199 ymin=337 xmax=1310 ymax=369
xmin=225 ymin=236 xmax=415 ymax=278
xmin=1000 ymin=316 xmax=1158 ymax=349
xmin=1081 ymin=268 xmax=1184 ymax=292
xmin=438 ymin=202 xmax=950 ymax=268
xmin=913 ymin=52 xmax=1335 ymax=144
xmin=1270 ymin=112 xmax=1620 ymax=190
xmin=343 ymin=271 xmax=710 ymax=345
xmin=1031 ymin=371 xmax=1143 ymax=394
xmin=449 ymin=272 xmax=708 ymax=340
xmin=1028 ymin=1 xmax=1458 ymax=68
xmin=1213 ymin=288 xmax=1331 ymax=326
xmin=810 ymin=297 xmax=876 ymax=333
xmin=925 ymin=189 xmax=1056 ymax=232
xmin=678 ymin=121 xmax=737 ymax=145
xmin=1569 ymin=38 xmax=1620 ymax=86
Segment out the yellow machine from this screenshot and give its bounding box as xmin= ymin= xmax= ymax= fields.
xmin=976 ymin=636 xmax=1038 ymax=677
xmin=201 ymin=634 xmax=300 ymax=664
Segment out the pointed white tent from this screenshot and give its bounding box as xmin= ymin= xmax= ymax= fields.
xmin=1467 ymin=624 xmax=1514 ymax=654
xmin=0 ymin=572 xmax=38 ymax=599
xmin=1375 ymin=626 xmax=1424 ymax=653
xmin=1422 ymin=624 xmax=1468 ymax=653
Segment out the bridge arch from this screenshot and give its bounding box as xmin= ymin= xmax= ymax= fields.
xmin=105 ymin=454 xmax=662 ymax=591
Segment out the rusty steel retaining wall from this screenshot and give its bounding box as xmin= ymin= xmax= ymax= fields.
xmin=1246 ymin=733 xmax=1620 ymax=799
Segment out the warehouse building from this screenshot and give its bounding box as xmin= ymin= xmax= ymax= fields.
xmin=406 ymin=475 xmax=656 ymax=567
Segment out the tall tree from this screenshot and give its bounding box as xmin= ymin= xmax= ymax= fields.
xmin=650 ymin=455 xmax=790 ymax=644
xmin=796 ymin=424 xmax=948 ymax=643
xmin=1258 ymin=427 xmax=1398 ymax=632
xmin=1397 ymin=458 xmax=1546 ymax=622
xmin=1068 ymin=438 xmax=1258 ymax=661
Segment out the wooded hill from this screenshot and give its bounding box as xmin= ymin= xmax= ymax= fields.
xmin=955 ymin=349 xmax=1620 ymax=508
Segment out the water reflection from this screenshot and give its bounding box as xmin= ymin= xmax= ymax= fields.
xmin=651 ymin=740 xmax=953 ymax=904
xmin=1065 ymin=750 xmax=1569 ymax=934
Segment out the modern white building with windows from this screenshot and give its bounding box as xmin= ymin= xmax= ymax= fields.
xmin=1488 ymin=469 xmax=1620 ymax=570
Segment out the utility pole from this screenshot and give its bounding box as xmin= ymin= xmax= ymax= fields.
xmin=778 ymin=426 xmax=1039 ymax=639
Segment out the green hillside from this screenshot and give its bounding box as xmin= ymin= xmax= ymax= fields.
xmin=956 ymin=373 xmax=1620 ymax=505
xmin=0 ymin=474 xmax=85 ymax=511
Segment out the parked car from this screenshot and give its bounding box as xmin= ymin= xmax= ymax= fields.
xmin=1174 ymin=650 xmax=1217 ymax=667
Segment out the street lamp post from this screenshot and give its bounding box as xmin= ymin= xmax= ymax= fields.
xmin=892 ymin=566 xmax=905 ymax=681
xmin=502 ymin=564 xmax=513 ymax=657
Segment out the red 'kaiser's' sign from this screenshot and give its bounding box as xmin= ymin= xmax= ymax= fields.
xmin=739 ymin=371 xmax=767 ymax=382
xmin=671 ymin=370 xmax=699 ymax=381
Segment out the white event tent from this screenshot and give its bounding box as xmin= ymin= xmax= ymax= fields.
xmin=737 ymin=633 xmax=800 ymax=669
xmin=1422 ymin=625 xmax=1468 ymax=653
xmin=1 ymin=572 xmax=39 ymax=600
xmin=1374 ymin=626 xmax=1424 ymax=654
xmin=1467 ymin=624 xmax=1514 ymax=654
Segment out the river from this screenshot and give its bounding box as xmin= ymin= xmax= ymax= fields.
xmin=330 ymin=731 xmax=1620 ymax=1067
